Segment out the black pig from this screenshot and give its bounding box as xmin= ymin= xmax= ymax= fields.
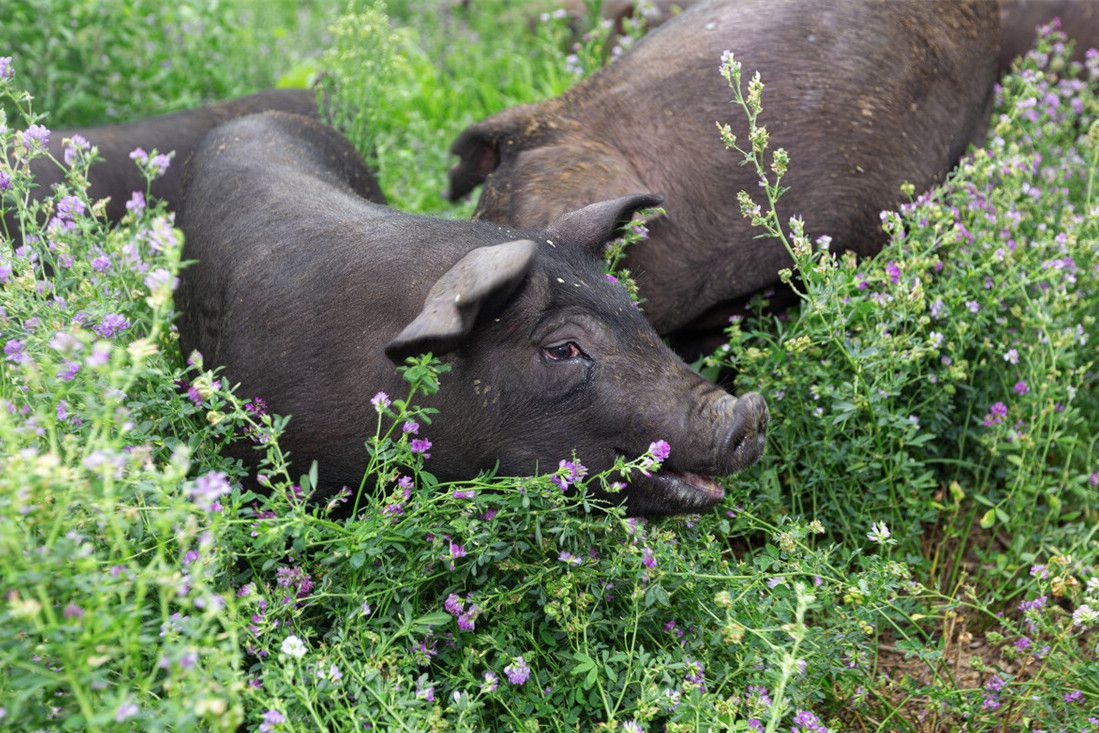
xmin=176 ymin=112 xmax=768 ymax=516
xmin=448 ymin=0 xmax=999 ymax=337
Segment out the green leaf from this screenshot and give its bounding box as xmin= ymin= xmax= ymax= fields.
xmin=308 ymin=460 xmax=319 ymax=492
xmin=410 ymin=611 xmax=451 ymax=631
xmin=979 ymin=509 xmax=996 ymax=529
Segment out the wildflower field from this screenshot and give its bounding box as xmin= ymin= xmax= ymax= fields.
xmin=1 ymin=1 xmax=1096 ymax=730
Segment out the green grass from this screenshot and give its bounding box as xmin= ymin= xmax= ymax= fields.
xmin=0 ymin=0 xmax=340 ymax=127
xmin=0 ymin=2 xmax=1096 ymax=730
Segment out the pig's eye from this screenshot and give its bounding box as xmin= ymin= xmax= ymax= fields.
xmin=543 ymin=341 xmax=585 ymax=361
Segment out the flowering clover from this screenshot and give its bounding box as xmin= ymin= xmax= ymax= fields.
xmin=503 ymin=656 xmax=530 ymax=685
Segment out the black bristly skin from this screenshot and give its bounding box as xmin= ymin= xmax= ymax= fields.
xmin=176 ymin=112 xmax=767 ymax=517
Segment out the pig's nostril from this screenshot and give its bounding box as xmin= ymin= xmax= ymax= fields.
xmin=722 ymin=392 xmax=768 ymax=459
xmin=751 ymin=396 xmax=769 ymax=436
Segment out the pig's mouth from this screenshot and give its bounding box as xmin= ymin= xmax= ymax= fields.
xmin=647 ymin=470 xmax=725 ymax=508
xmin=613 ymin=410 xmax=767 ymax=516
xmin=612 ymin=454 xmax=727 ymax=516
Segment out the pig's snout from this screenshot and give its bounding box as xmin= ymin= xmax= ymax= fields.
xmin=721 ymin=392 xmax=768 ymax=470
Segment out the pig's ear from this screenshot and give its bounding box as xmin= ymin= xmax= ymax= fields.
xmin=547 ymin=193 xmax=664 ymax=250
xmin=446 ymin=104 xmax=536 ymax=202
xmin=385 ymin=239 xmax=538 ymax=363
xmin=603 ymin=0 xmax=637 ymax=32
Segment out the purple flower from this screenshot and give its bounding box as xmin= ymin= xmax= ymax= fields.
xmin=457 ymin=604 xmax=481 ymax=631
xmin=416 ymin=680 xmax=435 ymax=702
xmin=684 ymin=660 xmax=705 ymax=691
xmin=504 ymin=656 xmax=531 ymax=685
xmin=648 ymin=440 xmax=671 ymax=461
xmin=453 ymin=488 xmax=475 ymax=499
xmin=0 ymin=171 xmax=11 ymax=191
xmin=90 ymin=255 xmax=111 ymax=272
xmin=448 ymin=542 xmax=466 ymax=560
xmin=129 ymin=147 xmax=147 ymax=162
xmin=145 ymin=267 xmax=178 ymax=293
xmin=982 ymin=401 xmax=1008 ymax=427
xmin=622 ymin=722 xmax=643 ymax=733
xmin=63 ymin=602 xmax=85 ymax=619
xmin=0 ymin=56 xmax=12 ymax=81
xmin=126 ymin=191 xmax=146 ymax=213
xmin=855 ymin=273 xmax=868 ymax=290
xmin=115 ymin=702 xmax=138 ymax=723
xmin=558 ymin=551 xmax=582 ymax=566
xmin=966 ymin=300 xmax=980 ymax=313
xmin=57 ymin=195 xmax=84 ymax=219
xmin=1003 ymin=348 xmax=1019 ymax=364
xmin=1063 ymin=690 xmax=1083 ymax=704
xmin=259 ymin=709 xmax=286 ymax=732
xmin=885 ymin=261 xmax=900 ymax=284
xmin=150 ymin=153 xmax=171 ymax=174
xmin=746 ymin=684 xmax=771 ymax=708
xmin=1013 ymin=636 xmax=1031 ymax=651
xmin=4 ymin=339 xmax=27 ymax=364
xmin=1019 ymin=595 xmax=1047 ymax=613
xmin=402 ymin=420 xmax=419 ymax=434
xmin=552 ymin=459 xmax=588 ymax=491
xmin=63 ymin=134 xmax=89 ymax=166
xmin=370 ymin=391 xmax=390 ymax=411
xmin=23 ymin=124 xmax=49 ymax=149
xmin=410 ymin=438 xmax=432 ymax=458
xmin=642 ymin=546 xmax=656 ymax=568
xmin=481 ymin=670 xmax=499 ymax=693
xmin=94 ymin=313 xmax=130 ymax=338
xmin=275 ymin=566 xmax=314 ymax=598
xmin=791 ymin=710 xmax=828 ymax=733
xmin=186 ymin=471 xmax=231 ymax=512
xmin=57 ymin=359 xmax=80 ymax=381
xmin=444 ymin=593 xmax=463 ymax=616
xmin=1013 ymin=380 xmax=1029 ymax=395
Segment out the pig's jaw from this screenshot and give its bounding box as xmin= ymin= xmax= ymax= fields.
xmin=652 ymin=471 xmax=726 ymax=506
xmin=625 ymin=471 xmax=725 ymax=516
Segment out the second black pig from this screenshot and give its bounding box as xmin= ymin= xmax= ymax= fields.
xmin=448 ymin=0 xmax=1000 ymax=336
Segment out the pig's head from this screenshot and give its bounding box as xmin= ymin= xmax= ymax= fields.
xmin=446 ymin=103 xmax=646 ymax=229
xmin=385 ymin=194 xmax=767 ymax=516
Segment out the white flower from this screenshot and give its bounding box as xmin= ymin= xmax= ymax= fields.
xmin=867 ymin=521 xmax=891 ymax=544
xmin=281 ymin=634 xmax=307 ymax=658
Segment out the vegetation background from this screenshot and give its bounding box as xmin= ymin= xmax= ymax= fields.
xmin=0 ymin=1 xmax=1095 ymax=730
